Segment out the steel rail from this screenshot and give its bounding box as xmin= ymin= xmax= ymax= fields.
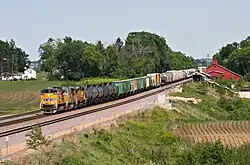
xmin=0 ymin=110 xmax=40 ymax=121
xmin=0 ymin=78 xmax=192 ymax=138
xmin=0 ymin=113 xmax=45 ymax=127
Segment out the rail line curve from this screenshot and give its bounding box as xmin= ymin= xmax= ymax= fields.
xmin=0 ymin=78 xmax=191 ymax=138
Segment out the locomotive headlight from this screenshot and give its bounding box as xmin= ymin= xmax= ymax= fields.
xmin=44 ymin=98 xmax=56 ymax=102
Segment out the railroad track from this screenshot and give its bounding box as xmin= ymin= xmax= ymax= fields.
xmin=0 ymin=78 xmax=191 ymax=138
xmin=0 ymin=110 xmax=40 ymax=121
xmin=0 ymin=113 xmax=45 ymax=127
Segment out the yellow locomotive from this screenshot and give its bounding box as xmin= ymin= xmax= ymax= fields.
xmin=40 ymin=86 xmax=85 ymax=114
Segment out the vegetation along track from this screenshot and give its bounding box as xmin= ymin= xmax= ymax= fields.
xmin=0 ymin=78 xmax=192 ymax=138
xmin=176 ymin=120 xmax=250 ymax=148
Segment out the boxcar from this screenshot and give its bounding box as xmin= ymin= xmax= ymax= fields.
xmin=147 ymin=73 xmax=161 ymax=87
xmin=183 ymin=68 xmax=196 ymax=77
xmin=172 ymin=70 xmax=185 ymax=81
xmin=161 ymin=72 xmax=174 ymax=84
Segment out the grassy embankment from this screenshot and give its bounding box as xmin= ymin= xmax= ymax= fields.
xmin=0 ymin=77 xmax=118 ymax=116
xmin=5 ymin=82 xmax=250 ymax=165
xmin=169 ymin=82 xmax=250 ymax=121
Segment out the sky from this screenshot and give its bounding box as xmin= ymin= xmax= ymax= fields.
xmin=0 ymin=0 xmax=249 ymax=61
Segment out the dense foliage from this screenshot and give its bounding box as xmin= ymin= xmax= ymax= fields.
xmin=213 ymin=36 xmax=250 ymax=77
xmin=0 ymin=39 xmax=30 ymax=77
xmin=38 ymin=31 xmax=196 ymax=80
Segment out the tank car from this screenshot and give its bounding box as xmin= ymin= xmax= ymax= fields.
xmin=84 ymin=85 xmax=104 ymax=105
xmin=103 ymin=83 xmax=118 ymax=101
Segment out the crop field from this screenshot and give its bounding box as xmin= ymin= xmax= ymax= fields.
xmin=0 ymin=77 xmax=118 ymax=115
xmin=175 ymin=121 xmax=250 ymax=148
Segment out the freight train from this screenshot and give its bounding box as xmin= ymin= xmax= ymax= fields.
xmin=40 ymin=68 xmax=197 ymax=114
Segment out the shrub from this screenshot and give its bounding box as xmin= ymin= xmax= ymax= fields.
xmin=25 ymin=124 xmax=51 ymax=150
xmin=177 ymin=140 xmax=229 ymax=165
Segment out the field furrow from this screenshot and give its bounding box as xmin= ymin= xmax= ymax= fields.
xmin=176 ymin=121 xmax=250 ymax=148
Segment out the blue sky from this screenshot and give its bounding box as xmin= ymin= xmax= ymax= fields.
xmin=0 ymin=0 xmax=249 ymax=61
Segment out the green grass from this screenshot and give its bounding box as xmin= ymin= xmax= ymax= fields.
xmin=169 ymin=82 xmax=250 ymax=122
xmin=0 ymin=80 xmax=63 ymax=92
xmin=6 ymin=107 xmax=250 ymax=165
xmin=5 ymin=83 xmax=250 ymax=164
xmin=0 ymin=77 xmax=119 ymax=115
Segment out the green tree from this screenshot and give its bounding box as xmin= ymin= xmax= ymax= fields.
xmin=169 ymin=50 xmax=196 ymax=70
xmin=25 ymin=124 xmax=50 ymax=150
xmin=38 ymin=38 xmax=59 ymax=77
xmin=37 ymin=31 xmax=197 ymax=80
xmin=101 ymin=45 xmax=118 ymax=77
xmin=0 ymin=39 xmax=30 ymax=77
xmin=213 ymin=36 xmax=250 ymax=76
xmin=113 ymin=31 xmax=171 ymax=78
xmin=227 ymin=47 xmax=250 ymax=76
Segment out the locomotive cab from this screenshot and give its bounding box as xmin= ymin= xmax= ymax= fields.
xmin=40 ymin=88 xmax=58 ymax=114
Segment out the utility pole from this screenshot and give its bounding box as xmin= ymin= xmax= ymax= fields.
xmin=11 ymin=50 xmax=13 ymax=76
xmin=206 ymin=54 xmax=210 ymax=67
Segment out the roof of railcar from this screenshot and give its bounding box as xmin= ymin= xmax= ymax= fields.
xmin=113 ymin=76 xmax=149 ymax=83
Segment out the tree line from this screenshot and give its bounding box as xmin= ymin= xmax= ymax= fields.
xmin=38 ymin=31 xmax=196 ymax=81
xmin=213 ymin=36 xmax=250 ymax=77
xmin=0 ymin=39 xmax=30 ymax=78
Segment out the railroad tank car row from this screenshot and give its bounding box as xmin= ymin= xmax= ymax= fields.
xmin=40 ymin=68 xmax=197 ymax=114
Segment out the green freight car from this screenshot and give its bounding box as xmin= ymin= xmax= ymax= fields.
xmin=112 ymin=79 xmax=131 ymax=98
xmin=129 ymin=76 xmax=147 ymax=93
xmin=113 ymin=76 xmax=148 ymax=98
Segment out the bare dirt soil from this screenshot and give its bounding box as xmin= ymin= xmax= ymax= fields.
xmin=175 ymin=121 xmax=250 ymax=148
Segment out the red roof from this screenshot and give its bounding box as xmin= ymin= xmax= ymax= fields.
xmin=205 ymin=58 xmax=242 ymax=80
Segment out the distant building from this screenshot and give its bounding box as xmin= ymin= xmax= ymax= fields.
xmin=205 ymin=58 xmax=241 ymax=81
xmin=21 ymin=68 xmax=37 ymax=80
xmin=191 ymin=71 xmax=211 ymax=82
xmin=0 ymin=68 xmax=36 ymax=80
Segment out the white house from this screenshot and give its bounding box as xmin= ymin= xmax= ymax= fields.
xmin=21 ymin=68 xmax=37 ymax=80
